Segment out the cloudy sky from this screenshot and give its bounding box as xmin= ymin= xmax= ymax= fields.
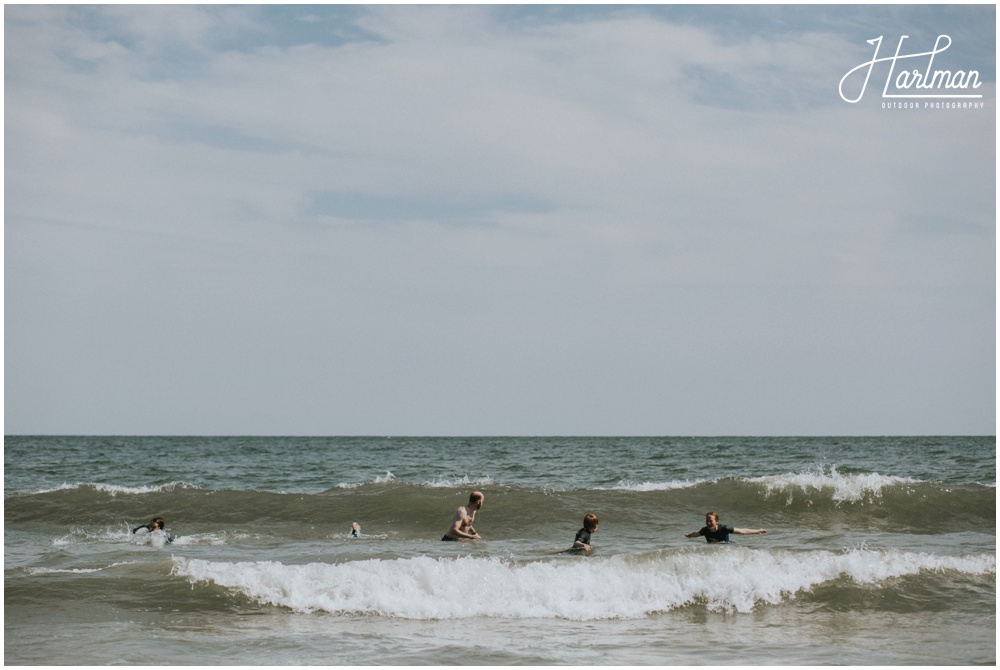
xmin=5 ymin=4 xmax=995 ymax=436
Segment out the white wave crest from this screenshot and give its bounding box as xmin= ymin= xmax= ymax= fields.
xmin=603 ymin=478 xmax=708 ymax=492
xmin=749 ymin=467 xmax=918 ymax=502
xmin=421 ymin=475 xmax=497 ymax=488
xmin=33 ymin=481 xmax=192 ymax=495
xmin=27 ymin=561 xmax=134 ymax=575
xmin=334 ymin=471 xmax=403 ymax=488
xmin=172 ymin=548 xmax=995 ymax=620
xmin=167 ymin=532 xmax=259 ymax=546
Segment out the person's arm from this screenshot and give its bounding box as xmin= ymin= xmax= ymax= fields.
xmin=732 ymin=527 xmax=766 ymax=535
xmin=573 ymin=539 xmax=591 ymax=550
xmin=451 ymin=516 xmax=481 ymax=539
xmin=683 ymin=530 xmax=702 ymax=538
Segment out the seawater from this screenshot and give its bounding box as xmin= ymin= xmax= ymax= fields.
xmin=4 ymin=436 xmax=996 ymax=665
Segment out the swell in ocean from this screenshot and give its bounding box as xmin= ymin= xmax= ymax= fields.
xmin=6 ymin=470 xmax=994 ymax=536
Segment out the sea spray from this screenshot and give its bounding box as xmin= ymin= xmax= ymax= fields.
xmin=749 ymin=467 xmax=919 ymax=503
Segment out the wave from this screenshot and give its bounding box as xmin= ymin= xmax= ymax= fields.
xmin=9 ymin=464 xmax=989 ymax=500
xmin=6 ymin=474 xmax=994 ymax=534
xmin=49 ymin=526 xmax=265 ymax=548
xmin=172 ymin=547 xmax=996 ymax=620
xmin=748 ymin=468 xmax=920 ymax=502
xmin=606 ymin=467 xmax=922 ymax=502
xmin=332 ymin=472 xmax=499 ymax=490
xmin=417 ymin=475 xmax=500 ymax=489
xmin=604 ymin=478 xmax=710 ymax=492
xmin=30 ymin=481 xmax=196 ymax=496
xmin=25 ymin=561 xmax=136 ymax=575
xmin=334 ymin=468 xmax=930 ymax=500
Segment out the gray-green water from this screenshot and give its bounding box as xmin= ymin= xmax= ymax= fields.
xmin=4 ymin=436 xmax=996 ymax=664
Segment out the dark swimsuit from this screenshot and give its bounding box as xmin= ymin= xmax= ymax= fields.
xmin=441 ymin=535 xmax=458 ymax=541
xmin=699 ymin=524 xmax=734 ymax=543
xmin=572 ymin=528 xmax=592 ymax=549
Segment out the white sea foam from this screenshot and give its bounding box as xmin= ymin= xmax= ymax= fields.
xmin=422 ymin=475 xmax=498 ymax=488
xmin=749 ymin=467 xmax=918 ymax=502
xmin=27 ymin=561 xmax=134 ymax=575
xmin=167 ymin=532 xmax=258 ymax=546
xmin=34 ymin=481 xmax=192 ymax=495
xmin=53 ymin=527 xmax=144 ymax=546
xmin=604 ymin=479 xmax=709 ymax=492
xmin=173 ymin=548 xmax=995 ymax=619
xmin=51 ymin=525 xmax=260 ymax=548
xmin=335 ymin=471 xmax=403 ymax=488
xmin=592 ymin=468 xmax=921 ymax=498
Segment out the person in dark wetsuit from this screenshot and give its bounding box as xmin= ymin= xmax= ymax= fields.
xmin=132 ymin=517 xmax=173 ymax=543
xmin=684 ymin=511 xmax=766 ymax=543
xmin=133 ymin=517 xmax=165 ymax=534
xmin=571 ymin=513 xmax=599 ymax=552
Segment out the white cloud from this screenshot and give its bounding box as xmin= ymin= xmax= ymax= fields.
xmin=5 ymin=5 xmax=994 ymax=435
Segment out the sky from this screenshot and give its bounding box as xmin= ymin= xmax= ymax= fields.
xmin=4 ymin=4 xmax=996 ymax=436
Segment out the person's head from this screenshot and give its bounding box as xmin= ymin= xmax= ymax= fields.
xmin=469 ymin=491 xmax=484 ymax=509
xmin=583 ymin=513 xmax=599 ymax=532
xmin=150 ymin=517 xmax=165 ymax=530
xmin=705 ymin=511 xmax=719 ymax=529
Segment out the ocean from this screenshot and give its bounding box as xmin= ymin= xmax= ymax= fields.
xmin=3 ymin=435 xmax=995 ymax=665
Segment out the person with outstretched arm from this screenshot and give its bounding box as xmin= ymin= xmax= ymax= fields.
xmin=684 ymin=511 xmax=766 ymax=543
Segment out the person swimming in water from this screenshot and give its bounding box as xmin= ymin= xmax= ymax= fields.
xmin=684 ymin=511 xmax=766 ymax=543
xmin=132 ymin=517 xmax=172 ymax=543
xmin=570 ymin=513 xmax=599 ymax=552
xmin=441 ymin=491 xmax=484 ymax=541
xmin=132 ymin=517 xmax=166 ymax=534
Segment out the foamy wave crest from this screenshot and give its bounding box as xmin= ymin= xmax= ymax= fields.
xmin=53 ymin=527 xmax=172 ymax=547
xmin=168 ymin=532 xmax=260 ymax=546
xmin=422 ymin=475 xmax=497 ymax=488
xmin=332 ymin=474 xmax=496 ymax=489
xmin=173 ymin=548 xmax=994 ymax=619
xmin=335 ymin=472 xmax=398 ymax=488
xmin=27 ymin=561 xmax=134 ymax=575
xmin=34 ymin=481 xmax=192 ymax=495
xmin=603 ymin=479 xmax=707 ymax=492
xmin=50 ymin=525 xmax=227 ymax=548
xmin=750 ymin=467 xmax=918 ymax=502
